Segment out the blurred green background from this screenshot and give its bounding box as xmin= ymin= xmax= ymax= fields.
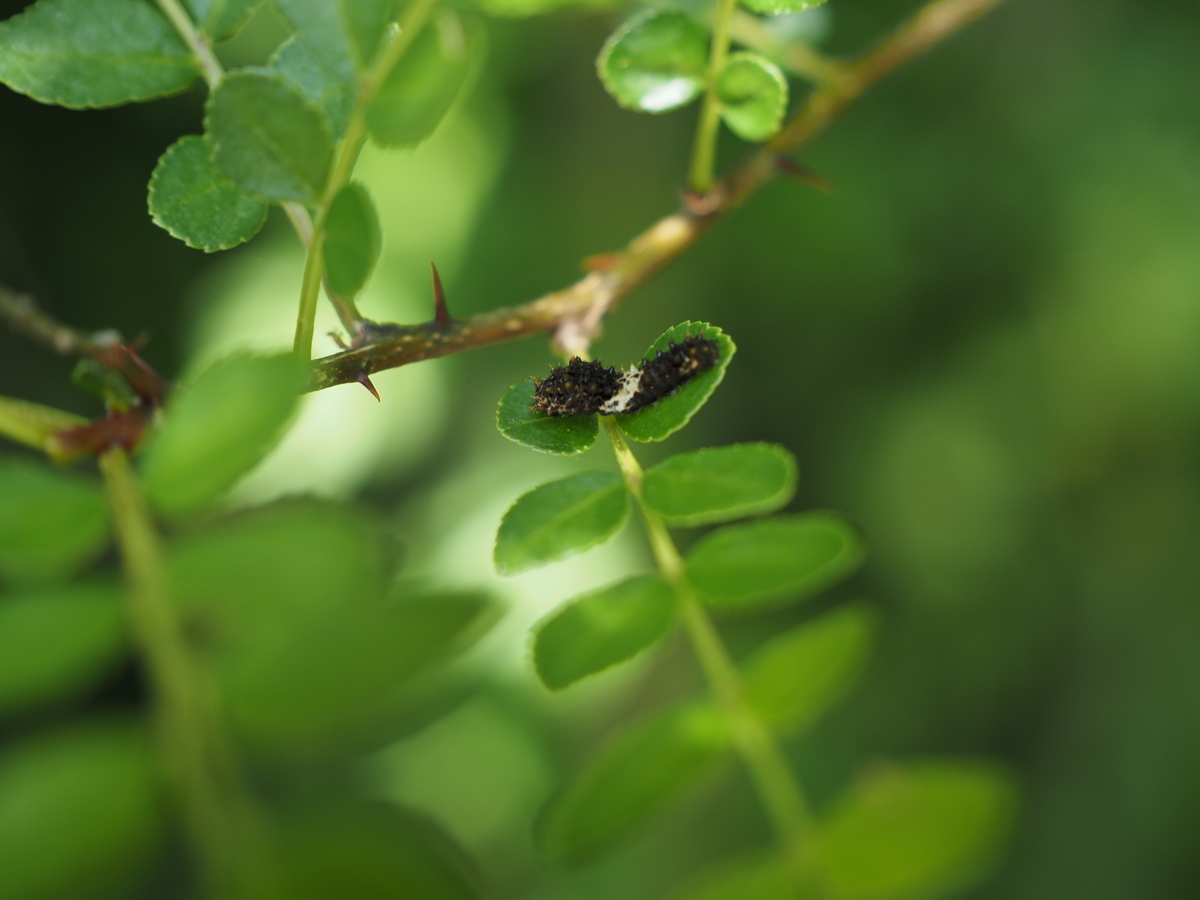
xmin=2 ymin=0 xmax=1199 ymax=897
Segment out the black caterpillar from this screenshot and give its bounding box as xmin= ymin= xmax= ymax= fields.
xmin=531 ymin=335 xmax=720 ymax=417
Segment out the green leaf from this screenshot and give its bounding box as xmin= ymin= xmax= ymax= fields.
xmin=686 ymin=513 xmax=863 ymax=612
xmin=742 ymin=604 xmax=876 ymax=734
xmin=182 ymin=0 xmax=261 ymax=41
xmin=643 ymin=442 xmax=797 ymax=526
xmin=475 ymin=0 xmax=615 ymax=17
xmin=206 ymin=70 xmax=333 ymax=202
xmin=0 ymin=721 xmax=163 ymax=900
xmin=597 ymin=10 xmax=708 ymax=113
xmin=0 ymin=584 xmax=126 ymax=719
xmin=672 ymin=853 xmax=797 ymax=900
xmin=496 ymin=379 xmax=598 ymax=456
xmin=494 ymin=472 xmax=629 ymax=575
xmin=817 ymin=762 xmax=1018 ymax=900
xmin=0 ymin=0 xmax=198 ymax=109
xmin=538 ymin=702 xmax=728 ymax=864
xmin=148 ymin=135 xmax=269 ymax=252
xmin=718 ymin=51 xmax=788 ymax=142
xmin=140 ymin=353 xmax=306 ymax=517
xmin=368 ymin=10 xmax=485 ymax=148
xmin=739 ymin=0 xmax=827 ymax=17
xmin=269 ymin=34 xmax=355 ymax=138
xmin=0 ymin=457 xmax=109 ymax=584
xmin=324 ymin=182 xmax=382 ymax=299
xmin=615 ymin=322 xmax=736 ymax=442
xmin=72 ymin=358 xmax=138 ymax=411
xmin=533 ymin=575 xmax=675 ymax=690
xmin=275 ymin=0 xmax=396 ymax=82
xmin=0 ymin=395 xmax=88 ymax=462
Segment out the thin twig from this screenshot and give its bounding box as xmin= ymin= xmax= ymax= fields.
xmin=308 ymin=0 xmax=1006 ymax=392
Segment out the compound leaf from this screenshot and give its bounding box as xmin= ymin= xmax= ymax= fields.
xmin=597 ymin=10 xmax=708 ymax=113
xmin=718 ymin=51 xmax=788 ymax=142
xmin=497 ymin=380 xmax=598 ymax=456
xmin=643 ymin=442 xmax=797 ymax=526
xmin=324 ymin=182 xmax=381 ymax=299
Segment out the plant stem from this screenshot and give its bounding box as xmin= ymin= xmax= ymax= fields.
xmin=688 ymin=0 xmax=741 ymax=194
xmin=601 ymin=417 xmax=815 ymax=882
xmin=292 ymin=0 xmax=441 ymax=358
xmin=155 ymin=0 xmax=223 ymax=87
xmin=99 ymin=449 xmax=245 ymax=896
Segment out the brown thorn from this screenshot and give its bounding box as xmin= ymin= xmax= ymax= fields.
xmin=775 ymin=156 xmax=834 ymax=194
xmin=357 ymin=373 xmax=381 ymax=402
xmin=330 ymin=331 xmax=349 ymax=350
xmin=430 ymin=262 xmax=450 ymax=325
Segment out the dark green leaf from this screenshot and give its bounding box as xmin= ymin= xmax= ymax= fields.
xmin=495 ymin=472 xmax=629 ymax=575
xmin=206 ymin=70 xmax=333 ymax=202
xmin=182 ymin=0 xmax=261 ymax=41
xmin=496 ymin=379 xmax=598 ymax=456
xmin=538 ymin=702 xmax=728 ymax=864
xmin=0 ymin=457 xmax=109 ymax=584
xmin=324 ymin=182 xmax=382 ymax=298
xmin=148 ymin=135 xmax=269 ymax=252
xmin=368 ymin=10 xmax=485 ymax=148
xmin=817 ymin=762 xmax=1018 ymax=900
xmin=0 ymin=0 xmax=198 ymax=109
xmin=742 ymin=604 xmax=876 ymax=733
xmin=71 ymin=358 xmax=138 ymax=411
xmin=740 ymin=0 xmax=827 ymax=17
xmin=533 ymin=575 xmax=675 ymax=690
xmin=0 ymin=721 xmax=163 ymax=900
xmin=140 ymin=353 xmax=306 ymax=517
xmin=643 ymin=442 xmax=797 ymax=526
xmin=269 ymin=34 xmax=355 ymax=138
xmin=0 ymin=584 xmax=126 ymax=718
xmin=718 ymin=51 xmax=788 ymax=142
xmin=686 ymin=513 xmax=863 ymax=612
xmin=615 ymin=322 xmax=736 ymax=442
xmin=596 ymin=10 xmax=708 ymax=113
xmin=673 ymin=853 xmax=798 ymax=900
xmin=275 ymin=0 xmax=396 ymax=82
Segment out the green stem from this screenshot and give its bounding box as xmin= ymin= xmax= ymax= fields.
xmin=99 ymin=449 xmax=244 ymax=896
xmin=601 ymin=418 xmax=815 ymax=880
xmin=292 ymin=0 xmax=441 ymax=358
xmin=688 ymin=0 xmax=740 ymax=193
xmin=154 ymin=0 xmax=223 ymax=87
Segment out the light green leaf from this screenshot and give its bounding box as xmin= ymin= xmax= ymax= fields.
xmin=368 ymin=10 xmax=485 ymax=148
xmin=0 ymin=395 xmax=87 ymax=462
xmin=0 ymin=0 xmax=198 ymax=109
xmin=817 ymin=762 xmax=1018 ymax=900
xmin=742 ymin=604 xmax=876 ymax=733
xmin=0 ymin=584 xmax=126 ymax=718
xmin=686 ymin=513 xmax=863 ymax=612
xmin=148 ymin=135 xmax=269 ymax=252
xmin=538 ymin=703 xmax=728 ymax=864
xmin=206 ymin=70 xmax=333 ymax=202
xmin=740 ymin=0 xmax=827 ymax=17
xmin=597 ymin=10 xmax=708 ymax=113
xmin=140 ymin=353 xmax=306 ymax=517
xmin=496 ymin=379 xmax=598 ymax=456
xmin=475 ymin=0 xmax=615 ymax=18
xmin=182 ymin=0 xmax=261 ymax=41
xmin=533 ymin=575 xmax=675 ymax=690
xmin=269 ymin=34 xmax=355 ymax=138
xmin=615 ymin=322 xmax=736 ymax=442
xmin=0 ymin=721 xmax=163 ymax=900
xmin=274 ymin=0 xmax=396 ymax=82
xmin=0 ymin=457 xmax=109 ymax=584
xmin=718 ymin=51 xmax=788 ymax=142
xmin=495 ymin=472 xmax=629 ymax=575
xmin=643 ymin=442 xmax=797 ymax=526
xmin=324 ymin=182 xmax=382 ymax=298
xmin=672 ymin=852 xmax=797 ymax=900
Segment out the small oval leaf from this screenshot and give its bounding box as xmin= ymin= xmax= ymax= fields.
xmin=615 ymin=322 xmax=736 ymax=442
xmin=275 ymin=0 xmax=395 ymax=81
xmin=718 ymin=51 xmax=788 ymax=142
xmin=643 ymin=442 xmax=797 ymax=526
xmin=817 ymin=762 xmax=1018 ymax=900
xmin=269 ymin=35 xmax=355 ymax=138
xmin=0 ymin=0 xmax=198 ymax=109
xmin=742 ymin=604 xmax=876 ymax=733
xmin=533 ymin=575 xmax=676 ymax=690
xmin=140 ymin=354 xmax=306 ymax=518
xmin=686 ymin=513 xmax=863 ymax=612
xmin=182 ymin=0 xmax=260 ymax=41
xmin=495 ymin=472 xmax=629 ymax=575
xmin=323 ymin=182 xmax=382 ymax=298
xmin=597 ymin=10 xmax=708 ymax=113
xmin=148 ymin=135 xmax=269 ymax=252
xmin=538 ymin=703 xmax=728 ymax=864
xmin=206 ymin=70 xmax=333 ymax=202
xmin=740 ymin=0 xmax=828 ymax=17
xmin=496 ymin=379 xmax=598 ymax=456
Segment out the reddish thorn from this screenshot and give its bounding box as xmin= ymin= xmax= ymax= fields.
xmin=582 ymin=253 xmax=619 ymax=273
xmin=358 ymin=373 xmax=381 ymax=402
xmin=775 ymin=157 xmax=833 ymax=194
xmin=430 ymin=262 xmax=451 ymax=325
